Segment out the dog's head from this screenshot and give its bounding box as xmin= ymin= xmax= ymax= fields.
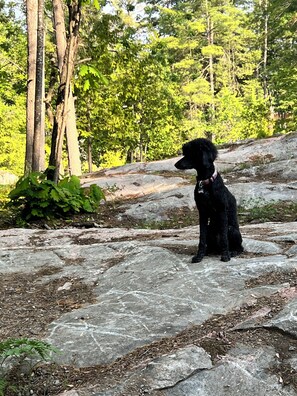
xmin=175 ymin=138 xmax=218 ymax=171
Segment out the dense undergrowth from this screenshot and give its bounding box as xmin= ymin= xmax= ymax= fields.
xmin=1 ymin=171 xmax=105 ymax=225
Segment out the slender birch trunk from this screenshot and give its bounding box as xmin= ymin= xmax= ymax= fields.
xmin=32 ymin=0 xmax=45 ymax=172
xmin=206 ymin=0 xmax=215 ymax=141
xmin=49 ymin=1 xmax=82 ymax=183
xmin=52 ymin=0 xmax=82 ymax=177
xmin=25 ymin=0 xmax=37 ymax=174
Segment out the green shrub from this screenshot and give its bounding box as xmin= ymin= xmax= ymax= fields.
xmin=0 ymin=338 xmax=57 ymax=365
xmin=0 ymin=379 xmax=5 ymax=396
xmin=238 ymin=199 xmax=297 ymax=223
xmin=0 ymin=338 xmax=58 ymax=396
xmin=7 ymin=171 xmax=105 ymax=220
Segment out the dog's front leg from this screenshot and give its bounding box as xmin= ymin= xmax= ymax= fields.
xmin=218 ymin=210 xmax=230 ymax=262
xmin=192 ymin=212 xmax=208 ymax=263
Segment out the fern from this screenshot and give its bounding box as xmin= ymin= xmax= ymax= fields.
xmin=0 ymin=338 xmax=58 ymax=364
xmin=0 ymin=378 xmax=6 ymax=396
xmin=0 ymin=338 xmax=58 ymax=395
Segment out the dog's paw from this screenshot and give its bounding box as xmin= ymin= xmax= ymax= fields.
xmin=221 ymin=253 xmax=231 ymax=262
xmin=230 ymin=249 xmax=243 ymax=258
xmin=192 ymin=254 xmax=204 ymax=263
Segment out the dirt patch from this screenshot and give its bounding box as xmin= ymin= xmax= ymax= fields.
xmin=246 ymin=269 xmax=297 ymax=289
xmin=24 ymin=205 xmax=198 ymax=231
xmin=0 ymin=269 xmax=96 ymax=340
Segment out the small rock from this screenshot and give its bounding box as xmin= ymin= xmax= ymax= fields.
xmin=57 ymin=282 xmax=73 ymax=291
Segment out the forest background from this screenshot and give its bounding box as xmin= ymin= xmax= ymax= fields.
xmin=0 ymin=0 xmax=296 ymax=178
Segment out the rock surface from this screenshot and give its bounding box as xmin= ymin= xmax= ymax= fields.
xmin=0 ymin=170 xmax=18 ymax=185
xmin=1 ymin=133 xmax=297 ymax=395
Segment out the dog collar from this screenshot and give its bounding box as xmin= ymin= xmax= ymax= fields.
xmin=197 ymin=169 xmax=218 ymax=186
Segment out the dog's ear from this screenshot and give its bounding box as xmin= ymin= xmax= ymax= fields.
xmin=202 ymin=150 xmax=214 ymax=168
xmin=202 ymin=141 xmax=218 ymax=167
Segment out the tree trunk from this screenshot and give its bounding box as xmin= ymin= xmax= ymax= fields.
xmin=49 ymin=0 xmax=82 ymax=183
xmin=66 ymin=94 xmax=82 ymax=175
xmin=52 ymin=0 xmax=82 ymax=177
xmin=260 ymin=0 xmax=274 ymax=132
xmin=262 ymin=0 xmax=269 ymax=99
xmin=25 ymin=0 xmax=37 ymax=174
xmin=44 ymin=58 xmax=57 ymax=128
xmin=139 ymin=142 xmax=143 ymax=162
xmin=32 ymin=0 xmax=45 ymax=172
xmin=206 ymin=0 xmax=215 ymax=141
xmin=87 ymin=137 xmax=93 ymax=173
xmin=86 ymin=103 xmax=93 ymax=173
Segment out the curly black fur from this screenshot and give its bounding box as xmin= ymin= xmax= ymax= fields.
xmin=175 ymin=138 xmax=243 ymax=262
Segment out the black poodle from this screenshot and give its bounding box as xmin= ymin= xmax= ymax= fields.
xmin=175 ymin=138 xmax=243 ymax=262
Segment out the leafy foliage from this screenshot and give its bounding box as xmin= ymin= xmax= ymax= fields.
xmin=76 ymin=13 xmax=185 ymax=165
xmin=1 ymin=0 xmax=297 ymax=174
xmin=75 ymin=0 xmax=275 ymax=167
xmin=0 ymin=379 xmax=5 ymax=396
xmin=7 ymin=171 xmax=105 ymax=220
xmin=0 ymin=12 xmax=26 ymax=176
xmin=0 ymin=338 xmax=58 ymax=396
xmin=0 ymin=338 xmax=57 ymax=364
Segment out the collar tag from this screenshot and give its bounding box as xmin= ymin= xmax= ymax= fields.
xmin=198 ymin=181 xmax=204 ymax=193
